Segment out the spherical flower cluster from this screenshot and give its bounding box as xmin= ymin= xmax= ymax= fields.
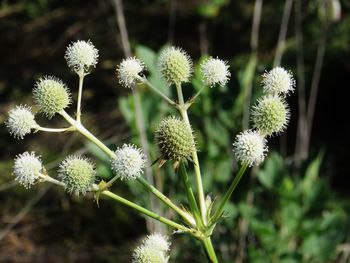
xmin=158 ymin=46 xmax=192 ymax=86
xmin=142 ymin=234 xmax=170 ymax=253
xmin=13 ymin=152 xmax=43 ymax=188
xmin=233 ymin=130 xmax=267 ymax=167
xmin=155 ymin=116 xmax=195 ymax=161
xmin=132 ymin=246 xmax=168 ymax=263
xmin=201 ymin=57 xmax=230 ymax=87
xmin=58 ymin=155 xmax=96 ymax=196
xmin=116 ymin=57 xmax=145 ymax=88
xmin=111 ymin=144 xmax=146 ymax=180
xmin=132 ymin=233 xmax=170 ymax=263
xmin=65 ymin=40 xmax=99 ymax=74
xmin=251 ymin=95 xmax=290 ymax=136
xmin=262 ymin=67 xmax=295 ymax=96
xmin=33 ymin=76 xmax=71 ymax=118
xmin=6 ymin=105 xmax=38 ymax=139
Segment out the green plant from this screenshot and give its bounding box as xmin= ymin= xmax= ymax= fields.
xmin=5 ymin=40 xmax=294 ymax=262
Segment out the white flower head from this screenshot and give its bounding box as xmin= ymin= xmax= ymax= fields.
xmin=58 ymin=155 xmax=96 ymax=196
xmin=262 ymin=67 xmax=295 ymax=96
xmin=111 ymin=144 xmax=146 ymax=180
xmin=142 ymin=233 xmax=170 ymax=252
xmin=132 ymin=246 xmax=168 ymax=263
xmin=116 ymin=57 xmax=145 ymax=88
xmin=65 ymin=40 xmax=99 ymax=74
xmin=13 ymin=152 xmax=43 ymax=188
xmin=233 ymin=130 xmax=268 ymax=167
xmin=201 ymin=57 xmax=230 ymax=87
xmin=6 ymin=105 xmax=38 ymax=139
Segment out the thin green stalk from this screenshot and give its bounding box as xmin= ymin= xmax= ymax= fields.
xmin=101 ymin=190 xmax=191 ymax=232
xmin=138 ymin=76 xmax=176 ymax=106
xmin=211 ymin=163 xmax=248 ymax=223
xmin=175 ymin=83 xmax=207 ymax=224
xmin=203 ymin=237 xmax=219 ymax=263
xmin=60 ymin=110 xmax=195 ymax=226
xmin=76 ymin=72 xmax=85 ymax=123
xmin=138 ymin=177 xmax=196 ymax=227
xmin=179 ymin=162 xmax=203 ymax=228
xmin=36 ymin=126 xmax=75 ymax=133
xmin=39 ymin=174 xmax=65 ymax=187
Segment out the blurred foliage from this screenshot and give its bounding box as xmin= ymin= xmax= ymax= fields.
xmin=1 ymin=0 xmax=350 ymax=262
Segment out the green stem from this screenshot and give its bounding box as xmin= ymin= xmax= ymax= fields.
xmin=60 ymin=110 xmax=115 ymax=159
xmin=203 ymin=237 xmax=219 ymax=263
xmin=36 ymin=126 xmax=75 ymax=133
xmin=101 ymin=190 xmax=191 ymax=232
xmin=175 ymin=83 xmax=207 ymax=224
xmin=76 ymin=72 xmax=85 ymax=123
xmin=211 ymin=163 xmax=248 ymax=223
xmin=138 ymin=76 xmax=176 ymax=106
xmin=60 ymin=110 xmax=195 ymax=226
xmin=179 ymin=162 xmax=203 ymax=228
xmin=39 ymin=174 xmax=65 ymax=187
xmin=138 ymin=177 xmax=196 ymax=227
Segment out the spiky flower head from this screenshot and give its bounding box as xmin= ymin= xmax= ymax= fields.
xmin=142 ymin=234 xmax=170 ymax=253
xmin=65 ymin=40 xmax=99 ymax=74
xmin=158 ymin=46 xmax=192 ymax=85
xmin=262 ymin=67 xmax=295 ymax=96
xmin=13 ymin=152 xmax=43 ymax=188
xmin=155 ymin=116 xmax=195 ymax=161
xmin=251 ymin=95 xmax=290 ymax=136
xmin=111 ymin=144 xmax=146 ymax=180
xmin=201 ymin=57 xmax=230 ymax=87
xmin=6 ymin=105 xmax=38 ymax=139
xmin=233 ymin=130 xmax=267 ymax=167
xmin=33 ymin=76 xmax=71 ymax=118
xmin=132 ymin=246 xmax=168 ymax=263
xmin=58 ymin=155 xmax=96 ymax=196
xmin=116 ymin=57 xmax=145 ymax=88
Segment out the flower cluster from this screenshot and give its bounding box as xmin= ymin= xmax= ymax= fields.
xmin=13 ymin=152 xmax=43 ymax=188
xmin=233 ymin=67 xmax=294 ymax=166
xmin=111 ymin=144 xmax=146 ymax=180
xmin=5 ymin=105 xmax=38 ymax=139
xmin=116 ymin=57 xmax=145 ymax=88
xmin=132 ymin=233 xmax=170 ymax=263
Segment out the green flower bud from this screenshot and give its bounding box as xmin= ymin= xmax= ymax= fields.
xmin=158 ymin=46 xmax=192 ymax=86
xmin=251 ymin=95 xmax=290 ymax=136
xmin=155 ymin=116 xmax=195 ymax=161
xmin=132 ymin=246 xmax=168 ymax=263
xmin=13 ymin=151 xmax=43 ymax=189
xmin=6 ymin=105 xmax=38 ymax=139
xmin=33 ymin=76 xmax=71 ymax=118
xmin=58 ymin=155 xmax=96 ymax=196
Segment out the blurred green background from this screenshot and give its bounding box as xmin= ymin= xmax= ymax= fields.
xmin=0 ymin=0 xmax=349 ymax=262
